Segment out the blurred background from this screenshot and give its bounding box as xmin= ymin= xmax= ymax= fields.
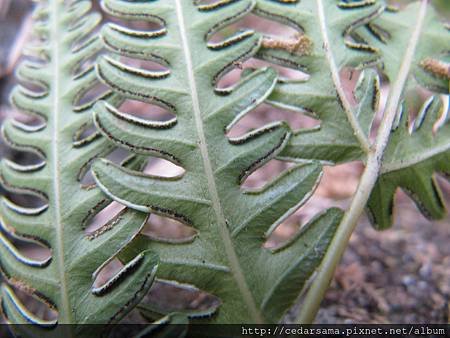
xmin=0 ymin=0 xmax=449 ymax=324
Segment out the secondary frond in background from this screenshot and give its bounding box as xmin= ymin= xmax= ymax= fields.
xmin=354 ymin=2 xmax=450 ymax=229
xmin=368 ymin=96 xmax=449 ymax=229
xmin=0 ymin=1 xmax=157 ymax=336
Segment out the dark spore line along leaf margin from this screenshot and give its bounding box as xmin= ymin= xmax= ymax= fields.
xmin=0 ymin=1 xmax=159 ymax=336
xmin=90 ymin=0 xmax=387 ymax=324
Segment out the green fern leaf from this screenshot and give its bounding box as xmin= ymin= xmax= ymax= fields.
xmin=0 ymin=0 xmax=158 ymax=334
xmin=357 ymin=2 xmax=450 ymax=229
xmin=357 ymin=3 xmax=449 ymax=94
xmin=91 ymin=0 xmax=343 ymax=323
xmin=254 ymin=0 xmax=385 ymax=163
xmin=368 ymin=96 xmax=449 ymax=229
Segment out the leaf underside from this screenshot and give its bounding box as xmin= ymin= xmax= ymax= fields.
xmin=0 ymin=1 xmax=158 ymax=335
xmin=360 ymin=3 xmax=450 ymax=229
xmin=92 ymin=0 xmax=450 ymax=322
xmin=91 ymin=0 xmax=350 ymax=324
xmin=254 ymin=0 xmax=385 ymax=164
xmin=1 ymin=0 xmax=448 ymax=330
xmin=368 ymin=96 xmax=450 ymax=229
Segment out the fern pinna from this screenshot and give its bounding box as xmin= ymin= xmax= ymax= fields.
xmin=0 ymin=0 xmax=448 ymax=330
xmin=359 ymin=3 xmax=450 ymax=229
xmin=298 ymin=0 xmax=449 ymax=322
xmin=0 ymin=1 xmax=158 ymax=335
xmin=255 ymin=0 xmax=385 ymax=163
xmin=93 ymin=0 xmax=450 ymax=324
xmin=254 ymin=1 xmax=450 ymax=232
xmin=90 ymin=0 xmax=391 ymax=323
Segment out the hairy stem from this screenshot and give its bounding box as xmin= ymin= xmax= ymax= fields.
xmin=296 ymin=0 xmax=429 ymax=324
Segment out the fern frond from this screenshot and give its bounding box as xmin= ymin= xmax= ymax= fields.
xmin=356 ymin=3 xmax=449 ymax=94
xmin=254 ymin=0 xmax=385 ymax=163
xmin=356 ymin=2 xmax=450 ymax=229
xmin=294 ymin=0 xmax=449 ymax=324
xmin=368 ymin=95 xmax=449 ymax=229
xmin=92 ymin=0 xmax=342 ymax=323
xmin=0 ymin=0 xmax=158 ymax=334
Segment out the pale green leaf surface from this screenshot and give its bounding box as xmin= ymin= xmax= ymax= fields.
xmin=92 ymin=0 xmax=343 ymax=323
xmin=357 ymin=3 xmax=449 ymax=94
xmin=353 ymin=69 xmax=380 ymax=136
xmin=0 ymin=0 xmax=158 ymax=335
xmin=356 ymin=3 xmax=450 ymax=229
xmin=253 ymin=0 xmax=385 ymax=163
xmin=368 ymin=96 xmax=450 ymax=229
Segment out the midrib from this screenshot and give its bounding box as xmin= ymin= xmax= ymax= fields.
xmin=173 ymin=0 xmax=263 ymax=323
xmin=50 ymin=0 xmax=72 ymax=324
